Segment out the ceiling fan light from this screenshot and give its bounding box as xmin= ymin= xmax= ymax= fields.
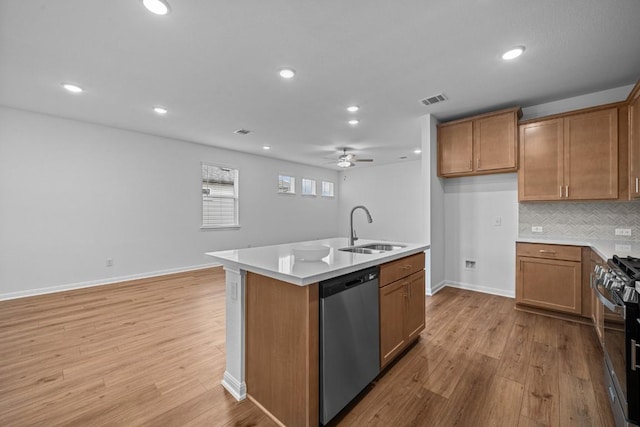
xmin=337 ymin=159 xmax=352 ymax=168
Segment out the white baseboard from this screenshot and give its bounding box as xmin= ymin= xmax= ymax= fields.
xmin=426 ymin=279 xmax=447 ymax=296
xmin=444 ymin=281 xmax=515 ymax=298
xmin=0 ymin=262 xmax=222 ymax=301
xmin=222 ymin=371 xmax=246 ymax=401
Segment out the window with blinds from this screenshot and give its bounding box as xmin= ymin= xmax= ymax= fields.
xmin=321 ymin=180 xmax=335 ymax=197
xmin=301 ymin=178 xmax=316 ymax=196
xmin=202 ymin=163 xmax=239 ymax=228
xmin=278 ymin=174 xmax=296 ymax=194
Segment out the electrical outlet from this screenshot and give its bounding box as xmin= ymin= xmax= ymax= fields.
xmin=106 ymin=258 xmax=114 ymax=267
xmin=464 ymin=259 xmax=477 ymax=270
xmin=228 ymin=281 xmax=238 ymax=300
xmin=615 ymin=228 xmax=632 ymax=236
xmin=532 ymin=226 xmax=543 ymax=233
xmin=493 ymin=216 xmax=502 ymax=226
xmin=615 ymin=244 xmax=632 ymax=252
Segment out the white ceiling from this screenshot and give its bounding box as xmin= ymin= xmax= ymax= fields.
xmin=1 ymin=0 xmax=639 ymax=169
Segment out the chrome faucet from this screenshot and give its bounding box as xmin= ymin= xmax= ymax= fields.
xmin=349 ymin=205 xmax=373 ymax=246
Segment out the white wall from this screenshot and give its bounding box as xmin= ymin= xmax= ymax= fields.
xmin=0 ymin=107 xmax=339 ymax=298
xmin=337 ymin=160 xmax=425 ymax=244
xmin=422 ymin=114 xmax=444 ymax=294
xmin=443 ymin=174 xmax=519 ymax=297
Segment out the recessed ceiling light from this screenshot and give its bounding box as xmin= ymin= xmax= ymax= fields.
xmin=62 ymin=83 xmax=83 ymax=93
xmin=348 ymin=119 xmax=359 ymax=125
xmin=347 ymin=105 xmax=360 ymax=113
xmin=153 ymin=106 xmax=168 ymax=115
xmin=414 ymin=149 xmax=422 ymax=154
xmin=279 ymin=68 xmax=296 ymax=79
xmin=142 ymin=0 xmax=170 ymax=15
xmin=502 ymin=46 xmax=525 ymax=60
xmin=262 ymin=145 xmax=271 ymax=150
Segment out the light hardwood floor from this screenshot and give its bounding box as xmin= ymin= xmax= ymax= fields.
xmin=0 ymin=268 xmax=614 ymax=426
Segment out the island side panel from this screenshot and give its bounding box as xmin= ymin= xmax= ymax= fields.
xmin=221 ymin=266 xmax=246 ymax=400
xmin=246 ymin=272 xmax=319 ymax=427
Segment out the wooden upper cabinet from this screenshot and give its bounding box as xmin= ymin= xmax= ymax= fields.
xmin=518 ymin=119 xmax=564 ymax=201
xmin=518 ymin=106 xmax=619 ymax=201
xmin=563 ymin=108 xmax=618 ymax=200
xmin=438 ymin=107 xmax=521 ymax=178
xmin=438 ymin=121 xmax=473 ymax=175
xmin=628 ymin=81 xmax=640 ymax=199
xmin=474 ymin=112 xmax=517 ymax=172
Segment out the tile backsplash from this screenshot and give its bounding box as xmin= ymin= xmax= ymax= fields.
xmin=519 ymin=201 xmax=640 ymax=241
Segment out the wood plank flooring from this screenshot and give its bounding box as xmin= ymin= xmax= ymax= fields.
xmin=0 ymin=268 xmax=615 ymax=426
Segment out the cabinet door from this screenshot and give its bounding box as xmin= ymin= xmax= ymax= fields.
xmin=516 ymin=256 xmax=582 ymax=314
xmin=438 ymin=121 xmax=473 ymax=176
xmin=474 ymin=111 xmax=517 ymax=172
xmin=405 ymin=270 xmax=425 ymax=342
xmin=379 ymin=280 xmax=407 ymax=369
xmin=630 ymin=91 xmax=640 ymax=199
xmin=518 ymin=119 xmax=564 ymax=201
xmin=564 ymin=108 xmax=618 ymax=200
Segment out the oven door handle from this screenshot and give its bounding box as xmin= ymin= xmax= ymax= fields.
xmin=592 ymin=276 xmax=625 ymax=316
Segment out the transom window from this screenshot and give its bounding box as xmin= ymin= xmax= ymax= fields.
xmin=301 ymin=178 xmax=316 ymax=196
xmin=278 ymin=174 xmax=296 ymax=194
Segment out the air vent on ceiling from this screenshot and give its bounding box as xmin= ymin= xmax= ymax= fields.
xmin=420 ymin=93 xmax=447 ymax=106
xmin=234 ymin=129 xmax=251 ymax=135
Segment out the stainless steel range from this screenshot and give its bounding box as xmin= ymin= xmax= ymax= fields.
xmin=593 ymin=255 xmax=640 ymax=427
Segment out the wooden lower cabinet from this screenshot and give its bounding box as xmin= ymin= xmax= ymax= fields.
xmin=379 ymin=270 xmax=425 ymax=369
xmin=516 ymin=257 xmax=582 ymax=314
xmin=515 ymin=243 xmax=582 ymax=315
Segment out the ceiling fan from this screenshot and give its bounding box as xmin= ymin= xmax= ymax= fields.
xmin=334 ymin=149 xmax=374 ymax=168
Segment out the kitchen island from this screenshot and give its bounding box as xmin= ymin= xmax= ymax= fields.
xmin=206 ymin=237 xmax=429 ymax=426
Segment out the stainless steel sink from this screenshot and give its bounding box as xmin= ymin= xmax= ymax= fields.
xmin=358 ymin=243 xmax=406 ymax=251
xmin=339 ymin=243 xmax=406 ymax=254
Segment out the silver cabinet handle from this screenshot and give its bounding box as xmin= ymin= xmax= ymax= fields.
xmin=469 ymin=159 xmax=472 ymax=170
xmin=565 ymin=185 xmax=569 ymax=198
xmin=560 ymin=185 xmax=563 ymax=198
xmin=636 ymin=177 xmax=639 ymax=193
xmin=632 ymin=339 xmax=639 ymax=371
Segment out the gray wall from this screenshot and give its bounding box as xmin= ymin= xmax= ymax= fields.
xmin=0 ymin=107 xmax=340 ymax=298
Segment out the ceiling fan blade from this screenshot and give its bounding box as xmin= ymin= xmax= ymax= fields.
xmin=355 ymin=158 xmax=374 ymax=162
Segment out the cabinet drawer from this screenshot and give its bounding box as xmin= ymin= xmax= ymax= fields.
xmin=516 ymin=242 xmax=581 ymax=261
xmin=380 ymin=252 xmax=425 ymax=287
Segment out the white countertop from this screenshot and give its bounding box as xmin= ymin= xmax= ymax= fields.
xmin=516 ymin=236 xmax=640 ymax=260
xmin=206 ymin=237 xmax=430 ymax=286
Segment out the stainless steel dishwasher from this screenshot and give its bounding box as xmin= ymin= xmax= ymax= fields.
xmin=319 ymin=266 xmax=380 ymax=425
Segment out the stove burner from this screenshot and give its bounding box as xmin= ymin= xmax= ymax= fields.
xmin=612 ymin=255 xmax=640 ymax=281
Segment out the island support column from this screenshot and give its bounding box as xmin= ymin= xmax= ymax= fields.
xmin=221 ymin=266 xmax=247 ymax=400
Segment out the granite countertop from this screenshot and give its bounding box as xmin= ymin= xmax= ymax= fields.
xmin=516 ymin=236 xmax=640 ymax=260
xmin=206 ymin=237 xmax=429 ymax=286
